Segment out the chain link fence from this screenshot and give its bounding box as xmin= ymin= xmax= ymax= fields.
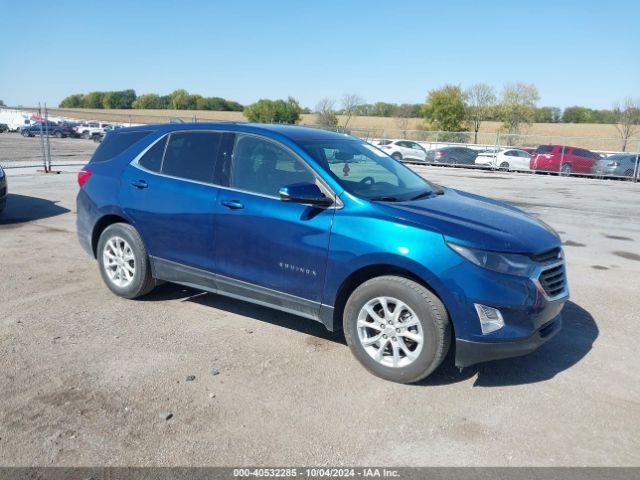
xmin=3 ymin=107 xmax=639 ymax=182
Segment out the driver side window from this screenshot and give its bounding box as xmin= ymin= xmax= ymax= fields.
xmin=229 ymin=134 xmax=315 ymax=197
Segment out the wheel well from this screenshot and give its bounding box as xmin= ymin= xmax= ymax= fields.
xmin=91 ymin=215 xmax=129 ymax=257
xmin=332 ymin=264 xmax=446 ymax=330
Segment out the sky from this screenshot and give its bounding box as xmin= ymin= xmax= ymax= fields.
xmin=1 ymin=0 xmax=638 ymax=109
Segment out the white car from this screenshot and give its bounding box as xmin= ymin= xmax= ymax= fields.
xmin=373 ymin=139 xmax=428 ymax=162
xmin=475 ymin=148 xmax=532 ymax=171
xmin=75 ymin=121 xmax=111 ymax=139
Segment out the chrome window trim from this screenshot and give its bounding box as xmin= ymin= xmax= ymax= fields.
xmin=130 ymin=128 xmax=342 ymax=208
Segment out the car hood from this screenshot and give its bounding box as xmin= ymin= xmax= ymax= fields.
xmin=385 ymin=188 xmax=560 ymax=254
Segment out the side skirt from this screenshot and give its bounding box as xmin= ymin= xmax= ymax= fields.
xmin=150 ymin=257 xmax=337 ymax=330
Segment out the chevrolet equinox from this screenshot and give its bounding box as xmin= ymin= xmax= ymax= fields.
xmin=77 ymin=124 xmax=568 ymax=383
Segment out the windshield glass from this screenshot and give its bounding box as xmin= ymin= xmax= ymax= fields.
xmin=300 ymin=138 xmax=434 ymax=201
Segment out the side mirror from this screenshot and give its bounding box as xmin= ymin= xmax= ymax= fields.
xmin=279 ymin=182 xmax=334 ymax=207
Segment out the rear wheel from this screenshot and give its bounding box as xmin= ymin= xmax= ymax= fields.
xmin=560 ymin=163 xmax=572 ymax=176
xmin=97 ymin=223 xmax=156 ymax=299
xmin=82 ymin=131 xmax=91 ymax=140
xmin=55 ymin=131 xmax=63 ymax=139
xmin=343 ymin=275 xmax=450 ymax=384
xmin=391 ymin=152 xmax=403 ymax=161
xmin=499 ymin=161 xmax=510 ymax=171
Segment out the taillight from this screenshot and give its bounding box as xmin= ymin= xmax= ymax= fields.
xmin=436 ymin=151 xmax=443 ymax=158
xmin=382 ymin=146 xmax=392 ymax=149
xmin=77 ymin=167 xmax=92 ymax=187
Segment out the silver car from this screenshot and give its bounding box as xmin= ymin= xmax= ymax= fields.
xmin=592 ymin=153 xmax=639 ymax=179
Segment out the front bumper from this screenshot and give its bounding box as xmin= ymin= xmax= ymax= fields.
xmin=455 ymin=314 xmax=562 ymax=367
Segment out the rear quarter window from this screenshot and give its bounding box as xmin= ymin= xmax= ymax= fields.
xmin=90 ymin=131 xmax=152 ymax=163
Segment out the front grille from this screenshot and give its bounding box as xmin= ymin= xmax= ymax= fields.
xmin=539 ymin=263 xmax=566 ymax=298
xmin=531 ymin=247 xmax=561 ymax=263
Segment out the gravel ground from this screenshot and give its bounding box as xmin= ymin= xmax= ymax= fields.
xmin=0 ymin=137 xmax=639 ymax=466
xmin=0 ymin=132 xmax=96 ymax=168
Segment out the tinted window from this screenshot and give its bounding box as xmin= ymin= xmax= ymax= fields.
xmin=230 ymin=135 xmax=315 ymax=197
xmin=536 ymin=145 xmax=555 ymax=153
xmin=162 ymin=131 xmax=222 ymax=183
xmin=90 ymin=130 xmax=151 ymax=163
xmin=138 ymin=136 xmax=167 ymax=172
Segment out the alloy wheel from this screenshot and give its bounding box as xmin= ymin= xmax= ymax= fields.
xmin=102 ymin=236 xmax=136 ymax=288
xmin=356 ymin=296 xmax=424 ymax=368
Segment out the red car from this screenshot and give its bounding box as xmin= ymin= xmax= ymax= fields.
xmin=530 ymin=145 xmax=601 ymax=174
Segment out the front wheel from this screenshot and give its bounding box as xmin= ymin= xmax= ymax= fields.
xmin=97 ymin=223 xmax=156 ymax=299
xmin=499 ymin=161 xmax=510 ymax=171
xmin=343 ymin=276 xmax=451 ymax=384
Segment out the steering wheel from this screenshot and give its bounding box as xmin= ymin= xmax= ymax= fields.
xmin=359 ymin=176 xmax=375 ymax=186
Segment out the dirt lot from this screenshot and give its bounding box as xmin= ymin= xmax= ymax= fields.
xmin=0 ymin=136 xmax=639 ymax=466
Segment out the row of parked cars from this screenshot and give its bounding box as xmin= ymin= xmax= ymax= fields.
xmin=11 ymin=120 xmax=123 ymax=141
xmin=371 ymin=139 xmax=639 ymax=179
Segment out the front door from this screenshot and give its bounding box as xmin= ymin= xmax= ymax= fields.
xmin=214 ymin=133 xmax=334 ymax=316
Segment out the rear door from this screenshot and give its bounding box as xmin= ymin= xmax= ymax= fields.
xmin=120 ymin=130 xmax=229 ymax=272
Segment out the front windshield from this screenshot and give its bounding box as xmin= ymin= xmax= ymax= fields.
xmin=300 ymin=138 xmax=435 ymax=201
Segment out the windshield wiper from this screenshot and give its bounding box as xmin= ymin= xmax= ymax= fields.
xmin=370 ymin=195 xmax=400 ymax=202
xmin=409 ymin=190 xmax=433 ymax=201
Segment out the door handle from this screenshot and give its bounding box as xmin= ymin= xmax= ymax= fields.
xmin=131 ymin=179 xmax=148 ymax=189
xmin=221 ymin=199 xmax=244 ymax=210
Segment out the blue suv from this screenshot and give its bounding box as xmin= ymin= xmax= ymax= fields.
xmin=77 ymin=124 xmax=568 ymax=383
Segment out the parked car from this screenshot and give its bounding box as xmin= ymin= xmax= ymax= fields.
xmin=20 ymin=122 xmax=72 ymax=138
xmin=426 ymin=146 xmax=478 ymax=165
xmin=475 ymin=148 xmax=532 ymax=171
xmin=0 ymin=123 xmax=9 ymax=133
xmin=375 ymin=139 xmax=428 ymax=162
xmin=592 ymin=153 xmax=639 ymax=179
xmin=530 ymin=145 xmax=600 ymax=175
xmin=77 ymin=124 xmax=567 ymax=384
xmin=75 ymin=122 xmax=109 ymax=139
xmin=0 ymin=164 xmax=7 ymax=213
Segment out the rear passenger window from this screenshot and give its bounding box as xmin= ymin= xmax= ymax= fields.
xmin=138 ymin=136 xmax=167 ymax=172
xmin=90 ymin=131 xmax=151 ymax=163
xmin=230 ymin=135 xmax=315 ymax=197
xmin=162 ymin=132 xmax=222 ymax=183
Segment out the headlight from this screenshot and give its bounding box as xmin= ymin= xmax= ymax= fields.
xmin=447 ymin=242 xmax=536 ymax=277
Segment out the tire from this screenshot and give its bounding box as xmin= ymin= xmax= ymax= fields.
xmin=499 ymin=161 xmax=510 ymax=171
xmin=21 ymin=130 xmax=29 ymax=137
xmin=55 ymin=131 xmax=63 ymax=139
xmin=82 ymin=131 xmax=91 ymax=140
xmin=560 ymin=163 xmax=572 ymax=176
xmin=97 ymin=223 xmax=156 ymax=299
xmin=391 ymin=152 xmax=403 ymax=161
xmin=343 ymin=275 xmax=451 ymax=384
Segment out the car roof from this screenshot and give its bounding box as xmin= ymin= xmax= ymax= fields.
xmin=116 ymin=122 xmax=355 ymax=143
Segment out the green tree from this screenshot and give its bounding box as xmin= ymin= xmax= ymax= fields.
xmin=82 ymin=91 xmax=106 ymax=109
xmin=132 ymin=94 xmax=168 ymax=109
xmin=102 ymin=89 xmax=137 ymax=109
xmin=59 ymin=94 xmax=84 ymax=108
xmin=421 ymin=84 xmax=468 ymax=131
xmin=562 ymin=106 xmax=592 ymax=123
xmin=498 ymin=83 xmax=539 ymax=135
xmin=534 ymin=106 xmax=562 ymax=123
xmin=244 ymin=97 xmax=301 ymax=124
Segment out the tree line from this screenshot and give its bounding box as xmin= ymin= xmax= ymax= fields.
xmin=59 ymin=89 xmax=243 ymax=111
